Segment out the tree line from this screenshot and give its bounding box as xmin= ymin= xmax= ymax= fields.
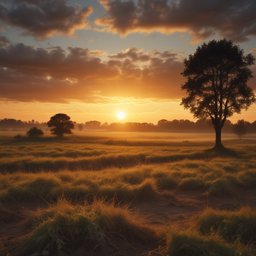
xmin=1 ymin=116 xmax=256 ymax=135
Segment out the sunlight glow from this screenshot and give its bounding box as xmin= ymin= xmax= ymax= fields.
xmin=117 ymin=111 xmax=126 ymax=119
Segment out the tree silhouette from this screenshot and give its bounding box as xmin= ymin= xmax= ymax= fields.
xmin=77 ymin=124 xmax=83 ymax=131
xmin=233 ymin=119 xmax=247 ymax=139
xmin=47 ymin=113 xmax=74 ymax=137
xmin=181 ymin=39 xmax=255 ymax=149
xmin=26 ymin=127 xmax=44 ymax=137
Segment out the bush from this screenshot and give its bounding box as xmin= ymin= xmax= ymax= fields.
xmin=26 ymin=127 xmax=44 ymax=137
xmin=14 ymin=134 xmax=23 ymax=139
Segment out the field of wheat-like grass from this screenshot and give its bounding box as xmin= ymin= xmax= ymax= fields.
xmin=0 ymin=134 xmax=256 ymax=256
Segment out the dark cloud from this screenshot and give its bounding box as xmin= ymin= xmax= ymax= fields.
xmin=0 ymin=43 xmax=186 ymax=103
xmin=96 ymin=0 xmax=256 ymax=43
xmin=0 ymin=43 xmax=118 ymax=79
xmin=0 ymin=0 xmax=93 ymax=40
xmin=0 ymin=35 xmax=10 ymax=46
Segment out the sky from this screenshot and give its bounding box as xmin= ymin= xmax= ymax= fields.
xmin=0 ymin=0 xmax=256 ymax=124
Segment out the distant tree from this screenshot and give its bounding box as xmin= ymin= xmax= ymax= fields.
xmin=85 ymin=121 xmax=101 ymax=129
xmin=14 ymin=134 xmax=23 ymax=139
xmin=101 ymin=122 xmax=109 ymax=129
xmin=47 ymin=113 xmax=74 ymax=137
xmin=26 ymin=127 xmax=44 ymax=137
xmin=233 ymin=119 xmax=247 ymax=139
xmin=181 ymin=39 xmax=255 ymax=150
xmin=77 ymin=124 xmax=83 ymax=131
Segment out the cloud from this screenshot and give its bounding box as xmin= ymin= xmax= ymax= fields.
xmin=0 ymin=0 xmax=93 ymax=40
xmin=0 ymin=44 xmax=118 ymax=79
xmin=0 ymin=43 xmax=186 ymax=103
xmin=96 ymin=0 xmax=256 ymax=43
xmin=108 ymin=47 xmax=150 ymax=62
xmin=88 ymin=49 xmax=107 ymax=56
xmin=0 ymin=35 xmax=10 ymax=46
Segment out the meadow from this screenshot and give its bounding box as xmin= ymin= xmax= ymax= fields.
xmin=0 ymin=132 xmax=256 ymax=256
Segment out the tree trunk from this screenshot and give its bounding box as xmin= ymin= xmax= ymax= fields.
xmin=215 ymin=126 xmax=223 ymax=150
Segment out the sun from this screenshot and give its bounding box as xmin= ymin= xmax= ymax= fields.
xmin=117 ymin=111 xmax=126 ymax=119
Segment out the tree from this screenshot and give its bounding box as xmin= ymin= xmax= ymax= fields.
xmin=85 ymin=121 xmax=101 ymax=129
xmin=233 ymin=119 xmax=247 ymax=139
xmin=26 ymin=127 xmax=44 ymax=137
xmin=47 ymin=113 xmax=74 ymax=137
xmin=181 ymin=39 xmax=255 ymax=149
xmin=77 ymin=124 xmax=83 ymax=131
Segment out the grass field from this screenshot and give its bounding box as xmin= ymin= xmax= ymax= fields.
xmin=0 ymin=133 xmax=256 ymax=256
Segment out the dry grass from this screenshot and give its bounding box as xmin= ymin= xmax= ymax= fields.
xmin=1 ymin=135 xmax=256 ymax=255
xmin=4 ymin=198 xmax=162 ymax=256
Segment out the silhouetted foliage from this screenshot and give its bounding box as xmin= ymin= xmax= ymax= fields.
xmin=233 ymin=119 xmax=247 ymax=139
xmin=181 ymin=39 xmax=255 ymax=149
xmin=26 ymin=127 xmax=44 ymax=137
xmin=47 ymin=114 xmax=74 ymax=137
xmin=108 ymin=122 xmax=156 ymax=132
xmin=77 ymin=124 xmax=83 ymax=131
xmin=3 ymin=117 xmax=256 ymax=134
xmin=85 ymin=121 xmax=101 ymax=129
xmin=14 ymin=134 xmax=23 ymax=139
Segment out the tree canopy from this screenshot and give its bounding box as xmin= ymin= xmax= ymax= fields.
xmin=26 ymin=127 xmax=44 ymax=137
xmin=181 ymin=39 xmax=255 ymax=149
xmin=233 ymin=119 xmax=248 ymax=139
xmin=47 ymin=113 xmax=74 ymax=137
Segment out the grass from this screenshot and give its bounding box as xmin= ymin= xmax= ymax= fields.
xmin=7 ymin=198 xmax=162 ymax=256
xmin=166 ymin=229 xmax=254 ymax=256
xmin=0 ymin=135 xmax=231 ymax=173
xmin=1 ymin=156 xmax=256 ymax=203
xmin=196 ymin=207 xmax=256 ymax=247
xmin=1 ymin=134 xmax=256 ymax=255
xmin=2 ymin=201 xmax=256 ymax=256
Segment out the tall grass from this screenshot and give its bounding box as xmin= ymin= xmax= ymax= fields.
xmin=1 ymin=136 xmax=245 ymax=173
xmin=196 ymin=207 xmax=256 ymax=247
xmin=166 ymin=229 xmax=253 ymax=256
xmin=1 ymin=154 xmax=256 ymax=203
xmin=8 ymin=198 xmax=162 ymax=256
xmin=2 ymin=201 xmax=256 ymax=256
xmin=1 ymin=136 xmax=256 ymax=255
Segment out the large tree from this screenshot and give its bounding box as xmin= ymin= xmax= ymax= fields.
xmin=47 ymin=113 xmax=74 ymax=137
xmin=181 ymin=39 xmax=255 ymax=149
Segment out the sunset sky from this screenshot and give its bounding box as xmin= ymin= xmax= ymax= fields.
xmin=0 ymin=0 xmax=256 ymax=124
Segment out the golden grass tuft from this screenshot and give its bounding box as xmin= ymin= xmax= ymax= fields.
xmin=10 ymin=198 xmax=162 ymax=256
xmin=196 ymin=207 xmax=256 ymax=247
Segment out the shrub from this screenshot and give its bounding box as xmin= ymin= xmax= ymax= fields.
xmin=26 ymin=127 xmax=44 ymax=137
xmin=14 ymin=134 xmax=23 ymax=139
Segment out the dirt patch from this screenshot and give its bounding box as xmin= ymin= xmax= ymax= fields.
xmin=135 ymin=188 xmax=256 ymax=227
